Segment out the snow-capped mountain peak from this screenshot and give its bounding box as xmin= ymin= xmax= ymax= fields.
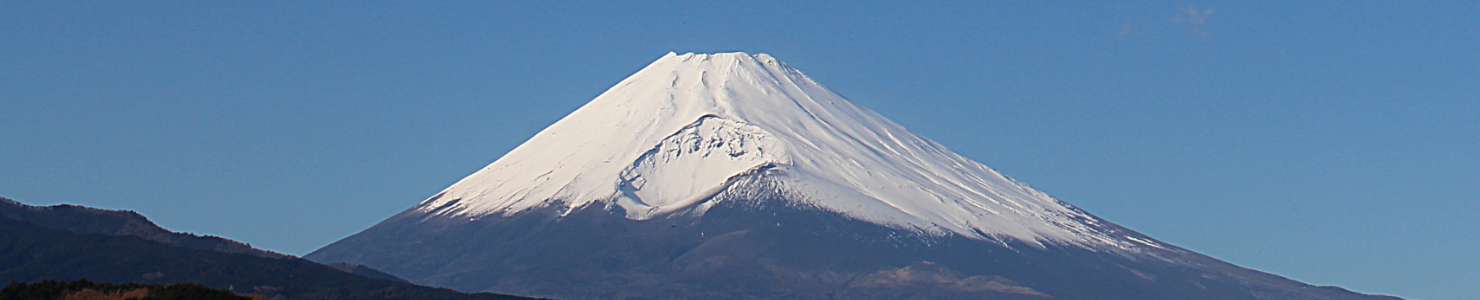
xmin=413 ymin=52 xmax=1125 ymax=248
xmin=309 ymin=52 xmax=1397 ymax=300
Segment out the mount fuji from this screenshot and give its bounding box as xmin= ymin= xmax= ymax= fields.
xmin=307 ymin=52 xmax=1397 ymax=300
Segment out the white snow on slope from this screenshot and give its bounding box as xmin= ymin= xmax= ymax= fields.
xmin=413 ymin=52 xmax=1130 ymax=248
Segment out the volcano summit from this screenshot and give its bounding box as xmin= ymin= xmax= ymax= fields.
xmin=307 ymin=52 xmax=1396 ymax=300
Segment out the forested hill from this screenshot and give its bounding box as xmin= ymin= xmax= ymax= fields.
xmin=0 ymin=197 xmax=283 ymax=258
xmin=0 ymin=198 xmax=543 ymax=300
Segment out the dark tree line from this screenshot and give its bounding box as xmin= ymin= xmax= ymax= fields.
xmin=0 ymin=278 xmax=256 ymax=300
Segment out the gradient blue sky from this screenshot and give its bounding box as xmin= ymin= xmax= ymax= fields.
xmin=2 ymin=1 xmax=1475 ymax=299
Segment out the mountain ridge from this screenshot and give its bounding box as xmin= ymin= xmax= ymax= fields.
xmin=0 ymin=197 xmax=540 ymax=300
xmin=0 ymin=197 xmax=286 ymax=259
xmin=313 ymin=170 xmax=1396 ymax=299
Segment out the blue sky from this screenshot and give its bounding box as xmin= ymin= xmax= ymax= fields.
xmin=2 ymin=1 xmax=1475 ymax=299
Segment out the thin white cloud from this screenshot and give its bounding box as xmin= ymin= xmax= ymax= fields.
xmin=1171 ymin=5 xmax=1215 ymax=37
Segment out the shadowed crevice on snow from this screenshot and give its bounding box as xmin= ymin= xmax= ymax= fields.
xmin=614 ymin=114 xmax=785 ymax=218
